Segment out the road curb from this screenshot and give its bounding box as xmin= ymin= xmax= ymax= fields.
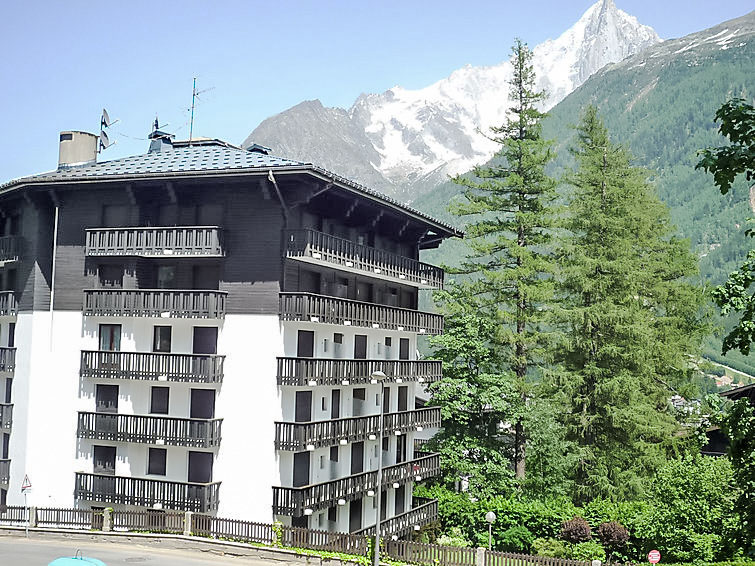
xmin=0 ymin=526 xmax=365 ymax=566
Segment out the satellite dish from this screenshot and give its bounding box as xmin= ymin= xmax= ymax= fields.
xmin=101 ymin=108 xmax=119 ymax=129
xmin=99 ymin=130 xmax=114 ymax=151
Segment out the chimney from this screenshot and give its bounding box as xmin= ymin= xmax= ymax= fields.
xmin=148 ymin=129 xmax=174 ymax=153
xmin=58 ymin=131 xmax=98 ymax=169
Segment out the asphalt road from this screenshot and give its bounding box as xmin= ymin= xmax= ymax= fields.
xmin=0 ymin=535 xmax=285 ymax=566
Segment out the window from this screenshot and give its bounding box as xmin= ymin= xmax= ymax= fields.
xmin=384 ymin=337 xmax=392 ymax=348
xmin=98 ymin=264 xmax=123 ymax=288
xmin=7 ymin=323 xmax=14 ymax=348
xmin=319 ymin=455 xmax=325 ymax=469
xmin=399 ymin=338 xmax=410 ymax=360
xmin=333 ymin=333 xmax=343 ymax=344
xmin=321 ymin=396 xmax=327 ymax=411
xmin=150 ymin=387 xmax=169 ymax=415
xmin=188 ymin=451 xmax=213 ymax=483
xmin=153 ymin=326 xmax=172 ymax=353
xmin=354 ymin=335 xmax=367 ymax=359
xmin=330 ymin=446 xmax=339 ymax=462
xmin=193 ymin=327 xmax=218 ymax=355
xmin=328 ymin=506 xmax=337 ymax=523
xmin=98 ymin=324 xmax=121 ymax=351
xmin=148 ymin=448 xmax=167 ymax=476
xmin=297 ymin=330 xmax=315 ymax=358
xmin=93 ymin=445 xmax=116 ymax=475
xmin=156 ymin=265 xmax=176 ymax=289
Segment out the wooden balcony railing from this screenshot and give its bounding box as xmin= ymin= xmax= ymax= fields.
xmin=80 ymin=350 xmax=224 ymax=383
xmin=0 ymin=403 xmax=11 ymax=431
xmin=77 ymin=412 xmax=223 ymax=448
xmin=0 ymin=347 xmax=15 ymax=372
xmin=279 ymin=293 xmax=443 ymax=334
xmin=276 ymin=357 xmax=441 ymax=386
xmin=285 ymin=229 xmax=443 ymax=290
xmin=355 ymin=498 xmax=438 ymax=538
xmin=74 ymin=472 xmax=220 ymax=513
xmin=0 ymin=459 xmax=9 ymax=485
xmin=0 ymin=291 xmax=18 ymax=316
xmin=272 ymin=453 xmax=440 ymax=516
xmin=275 ymin=407 xmax=441 ymax=451
xmin=84 ymin=289 xmax=227 ymax=319
xmin=0 ymin=236 xmax=20 ymax=264
xmin=86 ymin=227 xmax=224 ymax=258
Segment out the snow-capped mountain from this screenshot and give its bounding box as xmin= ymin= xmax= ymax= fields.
xmin=243 ymin=0 xmax=660 ymax=201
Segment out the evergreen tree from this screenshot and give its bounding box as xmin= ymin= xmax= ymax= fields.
xmin=427 ymin=291 xmax=518 ymax=498
xmin=553 ymin=106 xmax=708 ymax=502
xmin=445 ymin=39 xmax=558 ymax=479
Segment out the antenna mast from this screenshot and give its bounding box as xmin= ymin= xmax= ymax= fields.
xmin=189 ymin=77 xmax=197 ymax=145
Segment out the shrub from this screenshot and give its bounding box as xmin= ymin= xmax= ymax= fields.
xmin=597 ymin=521 xmax=629 ymax=551
xmin=639 ymin=456 xmax=738 ymax=562
xmin=561 ymin=517 xmax=592 ymax=543
xmin=437 ymin=527 xmax=471 ymax=548
xmin=569 ymin=541 xmax=607 ymax=561
xmin=499 ymin=526 xmax=534 ymax=553
xmin=532 ymin=537 xmax=568 ymax=558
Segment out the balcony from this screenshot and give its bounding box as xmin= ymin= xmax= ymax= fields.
xmin=0 ymin=403 xmax=11 ymax=431
xmin=275 ymin=407 xmax=441 ymax=451
xmin=77 ymin=412 xmax=223 ymax=448
xmin=85 ymin=227 xmax=224 ymax=258
xmin=0 ymin=291 xmax=17 ymax=317
xmin=356 ymin=497 xmax=438 ymax=539
xmin=279 ymin=293 xmax=443 ymax=334
xmin=0 ymin=459 xmax=9 ymax=486
xmin=0 ymin=236 xmax=20 ymax=264
xmin=74 ymin=472 xmax=220 ymax=513
xmin=272 ymin=453 xmax=440 ymax=516
xmin=0 ymin=347 xmax=15 ymax=372
xmin=276 ymin=357 xmax=441 ymax=386
xmin=285 ymin=229 xmax=443 ymax=290
xmin=80 ymin=351 xmax=224 ymax=383
xmin=84 ymin=289 xmax=227 ymax=319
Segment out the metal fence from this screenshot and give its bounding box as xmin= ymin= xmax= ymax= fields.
xmin=0 ymin=505 xmax=590 ymax=566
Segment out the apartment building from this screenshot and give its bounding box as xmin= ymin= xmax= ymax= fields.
xmin=0 ymin=129 xmax=460 ymax=537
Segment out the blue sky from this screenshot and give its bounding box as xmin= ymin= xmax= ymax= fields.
xmin=1 ymin=0 xmax=751 ymax=181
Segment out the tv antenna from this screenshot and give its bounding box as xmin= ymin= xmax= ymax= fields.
xmin=188 ymin=77 xmax=215 ymax=144
xmin=99 ymin=108 xmax=118 ymax=152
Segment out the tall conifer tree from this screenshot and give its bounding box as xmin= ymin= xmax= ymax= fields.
xmin=445 ymin=39 xmax=557 ymax=479
xmin=554 ymin=106 xmax=707 ymax=501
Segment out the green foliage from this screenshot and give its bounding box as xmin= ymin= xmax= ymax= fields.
xmin=427 ymin=305 xmax=517 ymax=497
xmin=696 ymin=98 xmax=755 ymax=195
xmin=531 ymin=537 xmax=568 ymax=558
xmin=552 ymin=106 xmax=708 ymax=502
xmin=437 ymin=527 xmax=472 ymax=548
xmin=560 ymin=517 xmax=592 ymax=543
xmin=639 ymin=455 xmax=739 ymax=562
xmin=697 ymin=98 xmax=755 ymax=356
xmin=417 ymin=36 xmax=755 ymax=372
xmin=498 ymin=526 xmax=535 ymax=553
xmin=444 ymin=38 xmax=559 ymax=480
xmin=569 ymin=541 xmax=606 ymax=561
xmin=720 ymin=399 xmax=755 ymax=557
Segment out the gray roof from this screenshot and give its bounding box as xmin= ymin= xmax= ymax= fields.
xmin=1 ymin=141 xmax=462 ymax=237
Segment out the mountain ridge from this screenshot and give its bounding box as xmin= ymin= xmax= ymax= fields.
xmin=243 ymin=0 xmax=659 ymax=201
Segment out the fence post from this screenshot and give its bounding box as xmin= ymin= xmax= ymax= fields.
xmin=476 ymin=547 xmax=486 ymax=566
xmin=102 ymin=508 xmax=112 ymax=532
xmin=184 ymin=511 xmax=193 ymax=536
xmin=28 ymin=506 xmax=38 ymax=528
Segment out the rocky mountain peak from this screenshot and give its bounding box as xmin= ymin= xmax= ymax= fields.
xmin=243 ymin=1 xmax=661 ymax=202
